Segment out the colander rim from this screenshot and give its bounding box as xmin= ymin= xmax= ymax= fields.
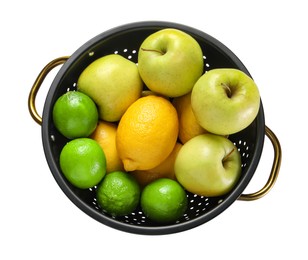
xmin=41 ymin=21 xmax=265 ymax=235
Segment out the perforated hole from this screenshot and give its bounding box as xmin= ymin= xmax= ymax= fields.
xmin=203 ymin=55 xmax=210 ymax=70
xmin=234 ymin=139 xmax=251 ymax=169
xmin=114 ymin=48 xmax=139 ymax=62
xmin=64 ymin=82 xmax=77 ymax=93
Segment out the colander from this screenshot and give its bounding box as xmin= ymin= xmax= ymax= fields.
xmin=28 ymin=21 xmax=281 ymax=235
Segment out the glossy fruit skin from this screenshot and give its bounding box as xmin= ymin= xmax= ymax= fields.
xmin=96 ymin=171 xmax=140 ymax=217
xmin=77 ymin=54 xmax=143 ymax=122
xmin=52 ymin=91 xmax=98 ymax=139
xmin=174 ymin=134 xmax=241 ymax=197
xmin=59 ymin=138 xmax=106 ymax=189
xmin=138 ymin=28 xmax=204 ymax=97
xmin=140 ymin=178 xmax=187 ymax=223
xmin=191 ymin=68 xmax=260 ymax=135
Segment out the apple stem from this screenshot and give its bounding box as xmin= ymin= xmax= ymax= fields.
xmin=222 ymin=148 xmax=235 ymax=163
xmin=141 ymin=47 xmax=165 ymax=55
xmin=221 ymin=83 xmax=232 ymax=98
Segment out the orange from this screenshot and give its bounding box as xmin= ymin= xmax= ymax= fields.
xmin=59 ymin=138 xmax=106 ymax=189
xmin=131 ymin=142 xmax=182 ymax=187
xmin=96 ymin=171 xmax=140 ymax=217
xmin=52 ymin=91 xmax=98 ymax=139
xmin=116 ymin=95 xmax=179 ymax=171
xmin=140 ymin=178 xmax=187 ymax=223
xmin=90 ymin=121 xmax=124 ymax=173
xmin=173 ymin=92 xmax=207 ymax=144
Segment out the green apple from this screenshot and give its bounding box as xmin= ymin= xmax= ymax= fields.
xmin=77 ymin=54 xmax=143 ymax=122
xmin=191 ymin=68 xmax=260 ymax=135
xmin=138 ymin=28 xmax=204 ymax=97
xmin=174 ymin=134 xmax=241 ymax=197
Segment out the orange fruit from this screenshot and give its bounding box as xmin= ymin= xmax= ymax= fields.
xmin=173 ymin=92 xmax=207 ymax=143
xmin=131 ymin=142 xmax=182 ymax=187
xmin=116 ymin=95 xmax=179 ymax=171
xmin=52 ymin=91 xmax=98 ymax=139
xmin=140 ymin=178 xmax=187 ymax=223
xmin=90 ymin=121 xmax=124 ymax=173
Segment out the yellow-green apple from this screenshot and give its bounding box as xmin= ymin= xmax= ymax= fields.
xmin=138 ymin=28 xmax=204 ymax=97
xmin=191 ymin=68 xmax=260 ymax=135
xmin=77 ymin=54 xmax=143 ymax=122
xmin=174 ymin=133 xmax=241 ymax=197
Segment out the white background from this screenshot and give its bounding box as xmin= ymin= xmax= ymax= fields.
xmin=1 ymin=0 xmax=307 ymax=259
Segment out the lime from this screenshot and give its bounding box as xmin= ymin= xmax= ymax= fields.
xmin=96 ymin=171 xmax=140 ymax=217
xmin=141 ymin=178 xmax=187 ymax=223
xmin=60 ymin=138 xmax=106 ymax=189
xmin=53 ymin=91 xmax=98 ymax=139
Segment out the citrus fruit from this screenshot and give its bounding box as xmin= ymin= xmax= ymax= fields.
xmin=140 ymin=178 xmax=187 ymax=223
xmin=131 ymin=142 xmax=182 ymax=187
xmin=96 ymin=171 xmax=140 ymax=217
xmin=173 ymin=92 xmax=207 ymax=143
xmin=116 ymin=95 xmax=179 ymax=171
xmin=90 ymin=120 xmax=124 ymax=173
xmin=52 ymin=91 xmax=98 ymax=139
xmin=77 ymin=54 xmax=143 ymax=122
xmin=59 ymin=138 xmax=106 ymax=189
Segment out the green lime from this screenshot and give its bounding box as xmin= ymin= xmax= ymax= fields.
xmin=53 ymin=91 xmax=98 ymax=139
xmin=96 ymin=171 xmax=140 ymax=217
xmin=60 ymin=138 xmax=106 ymax=189
xmin=141 ymin=178 xmax=187 ymax=223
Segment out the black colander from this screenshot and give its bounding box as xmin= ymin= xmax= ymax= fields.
xmin=28 ymin=21 xmax=281 ymax=235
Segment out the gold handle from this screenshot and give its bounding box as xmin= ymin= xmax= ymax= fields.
xmin=238 ymin=126 xmax=282 ymax=201
xmin=28 ymin=56 xmax=70 ymax=125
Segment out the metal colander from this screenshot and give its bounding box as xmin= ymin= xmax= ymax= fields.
xmin=28 ymin=21 xmax=281 ymax=235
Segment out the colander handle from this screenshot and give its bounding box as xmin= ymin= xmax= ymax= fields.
xmin=28 ymin=56 xmax=70 ymax=125
xmin=238 ymin=126 xmax=281 ymax=201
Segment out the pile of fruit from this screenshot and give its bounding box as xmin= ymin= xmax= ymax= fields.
xmin=53 ymin=28 xmax=260 ymax=224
